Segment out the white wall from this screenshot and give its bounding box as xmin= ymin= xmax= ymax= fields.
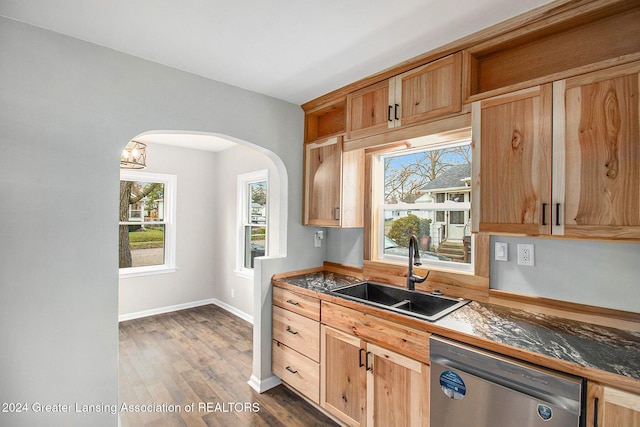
xmin=118 ymin=143 xmax=218 ymax=317
xmin=213 ymin=145 xmax=286 ymax=319
xmin=0 ymin=17 xmax=324 ymax=427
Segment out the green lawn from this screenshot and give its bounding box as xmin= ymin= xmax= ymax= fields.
xmin=129 ymin=228 xmax=164 ymax=249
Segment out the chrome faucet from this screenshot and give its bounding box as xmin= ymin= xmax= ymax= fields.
xmin=407 ymin=235 xmax=429 ymax=290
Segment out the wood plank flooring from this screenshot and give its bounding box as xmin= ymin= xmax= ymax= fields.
xmin=119 ymin=305 xmax=338 ymax=427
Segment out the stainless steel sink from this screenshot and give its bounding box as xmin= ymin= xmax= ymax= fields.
xmin=330 ymin=281 xmax=469 ymax=322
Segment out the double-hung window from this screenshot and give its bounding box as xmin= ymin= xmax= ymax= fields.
xmin=119 ymin=171 xmax=177 ymax=277
xmin=236 ymin=170 xmax=268 ymax=276
xmin=375 ymin=140 xmax=473 ymax=272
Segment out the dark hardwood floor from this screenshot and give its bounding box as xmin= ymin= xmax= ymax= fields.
xmin=119 ymin=305 xmax=337 ymax=427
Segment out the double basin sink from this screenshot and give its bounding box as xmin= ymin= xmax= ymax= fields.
xmin=330 ymin=281 xmax=469 ymax=322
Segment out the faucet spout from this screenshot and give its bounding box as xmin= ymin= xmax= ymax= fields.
xmin=407 ymin=235 xmax=429 ymax=290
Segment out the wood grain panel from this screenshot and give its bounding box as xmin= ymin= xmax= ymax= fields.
xmin=272 ymin=306 xmax=320 ymax=362
xmin=321 ymin=326 xmax=366 ymax=427
xmin=560 ymin=62 xmax=640 ymax=238
xmin=366 ymin=343 xmax=429 ymax=427
xmin=587 ymin=382 xmax=640 ymax=427
xmin=476 ymin=84 xmax=552 ymax=234
xmin=321 ymin=301 xmax=431 ymax=364
xmin=399 ymin=52 xmax=463 ymax=127
xmin=305 ymin=137 xmax=341 ymax=226
xmin=272 ymin=341 xmax=320 ymax=405
xmin=273 ymin=286 xmax=321 ymax=321
xmin=347 ymin=80 xmax=392 ymax=140
xmin=471 ymin=7 xmax=640 ymax=95
xmin=341 ymin=148 xmax=365 ymax=228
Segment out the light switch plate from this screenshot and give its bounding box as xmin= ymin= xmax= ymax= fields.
xmin=495 ymin=242 xmax=508 ymax=261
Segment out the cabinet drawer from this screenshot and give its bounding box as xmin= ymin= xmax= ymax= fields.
xmin=321 ymin=301 xmax=431 ymax=364
xmin=273 ymin=286 xmax=320 ymax=321
xmin=273 ymin=305 xmax=320 ymax=362
xmin=272 ymin=340 xmax=320 ymax=404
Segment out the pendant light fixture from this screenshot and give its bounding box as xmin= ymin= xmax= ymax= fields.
xmin=120 ymin=141 xmax=147 ymax=169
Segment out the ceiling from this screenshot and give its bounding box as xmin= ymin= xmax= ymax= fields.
xmin=1 ymin=0 xmax=554 ymax=106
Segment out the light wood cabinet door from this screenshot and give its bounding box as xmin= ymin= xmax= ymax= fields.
xmin=366 ymin=343 xmax=429 ymax=427
xmin=304 ymin=136 xmax=342 ymax=227
xmin=303 ymin=136 xmax=364 ymax=228
xmin=587 ymin=383 xmax=640 ymax=427
xmin=347 ymin=80 xmax=393 ymax=140
xmin=553 ymin=62 xmax=640 ymax=238
xmin=398 ymin=52 xmax=462 ymax=128
xmin=346 ymin=53 xmax=463 ymax=141
xmin=472 ymin=84 xmax=553 ymax=234
xmin=321 ymin=326 xmax=367 ymax=427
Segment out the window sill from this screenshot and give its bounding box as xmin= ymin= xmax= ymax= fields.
xmin=119 ymin=266 xmax=177 ymax=279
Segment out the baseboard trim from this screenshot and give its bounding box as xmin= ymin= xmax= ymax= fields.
xmin=118 ymin=298 xmax=253 ymax=323
xmin=248 ymin=375 xmax=281 ymax=393
xmin=211 ymin=298 xmax=254 ymax=324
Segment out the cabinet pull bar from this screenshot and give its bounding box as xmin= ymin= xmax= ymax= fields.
xmin=594 ymin=397 xmax=599 ymax=427
xmin=365 ymin=351 xmax=372 ymax=371
xmin=286 ymin=299 xmax=299 ymax=306
xmin=542 ymin=203 xmax=547 ymax=225
xmin=286 ymin=326 xmax=298 ymax=335
xmin=388 ymin=105 xmax=393 ymax=122
xmin=555 ymin=203 xmax=561 ymax=226
xmin=394 ymin=103 xmax=399 ymax=121
xmin=285 ymin=366 xmax=298 ymax=374
xmin=334 ymin=207 xmax=340 ymax=221
xmin=359 ymin=348 xmax=365 ymax=368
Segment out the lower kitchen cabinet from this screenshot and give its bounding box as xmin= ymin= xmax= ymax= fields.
xmin=272 ymin=286 xmax=321 ymax=404
xmin=320 ymin=325 xmax=429 ymax=427
xmin=587 ymin=383 xmax=640 ymax=427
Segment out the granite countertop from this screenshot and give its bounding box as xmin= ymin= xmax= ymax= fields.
xmin=275 ymin=271 xmax=640 ymax=383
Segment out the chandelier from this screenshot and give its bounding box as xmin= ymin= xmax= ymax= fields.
xmin=120 ymin=141 xmax=147 ymax=169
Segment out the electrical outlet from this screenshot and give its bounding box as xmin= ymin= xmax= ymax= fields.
xmin=517 ymin=244 xmax=535 ymax=266
xmin=495 ymin=242 xmax=508 ymax=261
xmin=231 ymin=289 xmax=235 ymax=298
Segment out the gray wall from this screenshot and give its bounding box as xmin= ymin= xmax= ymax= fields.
xmin=490 ymin=236 xmax=640 ymax=313
xmin=0 ymin=17 xmax=323 ymax=427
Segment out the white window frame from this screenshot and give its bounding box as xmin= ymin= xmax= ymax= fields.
xmin=119 ymin=171 xmax=177 ymax=278
xmin=375 ymin=141 xmax=474 ymax=273
xmin=235 ymin=169 xmax=269 ymax=279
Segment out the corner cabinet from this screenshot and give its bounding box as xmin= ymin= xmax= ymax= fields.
xmin=303 ymin=136 xmax=364 ymax=227
xmin=346 ymin=52 xmax=463 ymax=140
xmin=321 ymin=302 xmax=430 ymax=427
xmin=587 ymin=383 xmax=640 ymax=427
xmin=472 ymin=61 xmax=640 ymax=239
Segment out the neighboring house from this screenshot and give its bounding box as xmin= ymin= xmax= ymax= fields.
xmin=416 ymin=163 xmax=472 ymax=243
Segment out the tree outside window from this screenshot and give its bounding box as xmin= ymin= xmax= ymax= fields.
xmin=119 ymin=171 xmax=176 ymax=276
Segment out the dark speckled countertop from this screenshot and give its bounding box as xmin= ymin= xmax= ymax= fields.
xmin=275 ymin=271 xmax=640 ymax=383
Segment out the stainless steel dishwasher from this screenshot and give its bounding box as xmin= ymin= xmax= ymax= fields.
xmin=430 ymin=336 xmax=585 ymax=427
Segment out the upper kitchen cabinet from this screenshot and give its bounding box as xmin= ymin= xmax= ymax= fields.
xmin=473 ymin=61 xmax=640 ymax=239
xmin=304 ymin=97 xmax=346 ymax=143
xmin=553 ymin=61 xmax=640 ymax=239
xmin=346 ymin=53 xmax=463 ymax=141
xmin=472 ymin=84 xmax=553 ymax=235
xmin=303 ymin=136 xmax=364 ymax=227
